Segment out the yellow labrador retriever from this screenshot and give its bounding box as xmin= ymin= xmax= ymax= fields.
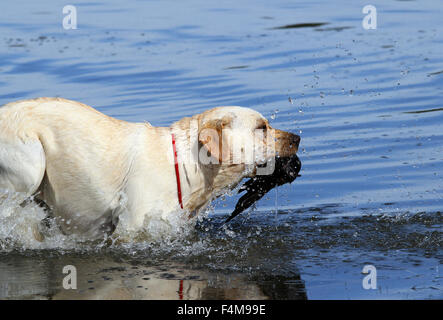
xmin=0 ymin=98 xmax=300 ymax=239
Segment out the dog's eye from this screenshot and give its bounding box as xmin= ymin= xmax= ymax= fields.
xmin=257 ymin=124 xmax=267 ymax=131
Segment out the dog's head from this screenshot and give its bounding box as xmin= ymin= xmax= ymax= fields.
xmin=196 ymin=106 xmax=300 ymax=169
xmin=193 ymin=107 xmax=302 ymax=221
xmin=173 ymin=106 xmax=301 ymax=220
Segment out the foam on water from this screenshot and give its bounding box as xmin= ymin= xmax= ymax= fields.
xmin=0 ymin=191 xmax=77 ymax=251
xmin=0 ymin=190 xmax=215 ymax=253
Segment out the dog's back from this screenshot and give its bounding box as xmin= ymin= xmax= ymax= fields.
xmin=0 ymin=98 xmax=137 ymax=237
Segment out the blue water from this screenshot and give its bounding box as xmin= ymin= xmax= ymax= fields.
xmin=0 ymin=0 xmax=441 ymax=299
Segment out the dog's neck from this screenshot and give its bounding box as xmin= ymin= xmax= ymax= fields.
xmin=169 ymin=119 xmax=246 ymax=215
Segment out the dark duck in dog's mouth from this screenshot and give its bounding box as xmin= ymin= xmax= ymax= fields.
xmin=226 ymin=154 xmax=302 ymax=223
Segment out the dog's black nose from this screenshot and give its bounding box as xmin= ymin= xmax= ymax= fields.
xmin=291 ymin=134 xmax=301 ymax=148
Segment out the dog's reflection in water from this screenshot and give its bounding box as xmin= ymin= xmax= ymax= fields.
xmin=0 ymin=255 xmax=307 ymax=300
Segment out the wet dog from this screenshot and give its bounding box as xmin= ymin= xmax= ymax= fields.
xmin=0 ymin=98 xmax=300 ymax=239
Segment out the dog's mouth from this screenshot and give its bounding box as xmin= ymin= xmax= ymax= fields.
xmin=225 ymin=154 xmax=302 ymax=223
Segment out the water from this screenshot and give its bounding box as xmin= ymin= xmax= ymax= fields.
xmin=0 ymin=0 xmax=442 ymax=299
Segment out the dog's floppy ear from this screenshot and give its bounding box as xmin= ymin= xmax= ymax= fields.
xmin=198 ymin=117 xmax=231 ymax=164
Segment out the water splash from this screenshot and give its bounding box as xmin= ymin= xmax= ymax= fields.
xmin=0 ymin=190 xmax=211 ymax=253
xmin=0 ymin=191 xmax=82 ymax=251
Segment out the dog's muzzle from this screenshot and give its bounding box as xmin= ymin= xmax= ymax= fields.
xmin=226 ymin=134 xmax=302 ymax=223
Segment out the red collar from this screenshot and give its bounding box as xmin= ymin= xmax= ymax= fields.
xmin=171 ymin=133 xmax=183 ymax=209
